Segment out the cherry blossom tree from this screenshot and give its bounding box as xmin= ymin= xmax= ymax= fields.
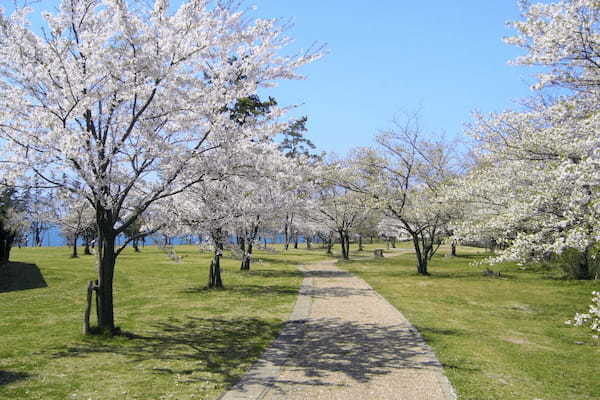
xmin=308 ymin=178 xmax=370 ymax=260
xmin=447 ymin=0 xmax=600 ymax=279
xmin=0 ymin=0 xmax=320 ymax=333
xmin=506 ymin=0 xmax=600 ymax=92
xmin=52 ymin=190 xmax=95 ymax=258
xmin=453 ymin=97 xmax=600 ymax=278
xmin=340 ymin=115 xmax=457 ymax=274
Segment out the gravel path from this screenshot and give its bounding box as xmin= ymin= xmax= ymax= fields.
xmin=219 ymin=259 xmax=456 ymax=400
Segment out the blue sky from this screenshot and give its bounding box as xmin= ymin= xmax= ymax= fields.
xmin=249 ymin=1 xmax=536 ymax=154
xmin=15 ymin=0 xmax=537 ymax=154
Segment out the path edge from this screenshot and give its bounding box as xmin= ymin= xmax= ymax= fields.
xmin=217 ymin=266 xmax=312 ymax=400
xmin=367 ymin=279 xmax=458 ymax=400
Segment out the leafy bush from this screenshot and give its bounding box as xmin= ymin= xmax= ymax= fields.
xmin=542 ymin=248 xmax=600 ymax=280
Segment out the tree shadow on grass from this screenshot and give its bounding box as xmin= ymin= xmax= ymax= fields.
xmin=0 ymin=370 xmax=30 ymax=386
xmin=50 ymin=317 xmax=283 ymax=387
xmin=253 ymin=257 xmax=307 ymax=266
xmin=49 ymin=315 xmax=466 ymax=391
xmin=244 ymin=269 xmax=304 ymax=279
xmin=0 ymin=262 xmax=47 ymax=293
xmin=180 ymin=284 xmax=299 ymax=297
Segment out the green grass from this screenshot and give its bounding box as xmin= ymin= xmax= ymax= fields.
xmin=0 ymin=244 xmax=329 ymax=400
xmin=342 ymin=245 xmax=600 ymax=400
xmin=5 ymin=240 xmax=598 ymax=399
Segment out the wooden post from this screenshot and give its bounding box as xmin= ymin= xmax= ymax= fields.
xmin=83 ymin=280 xmax=94 ymax=335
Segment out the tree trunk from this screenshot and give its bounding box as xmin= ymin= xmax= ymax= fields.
xmin=91 ymin=202 xmax=123 ymax=335
xmin=577 ymin=247 xmax=592 ymax=280
xmin=284 ymin=227 xmax=289 ymax=250
xmin=450 ymin=240 xmax=457 ymax=257
xmin=412 ymin=235 xmax=429 ymax=276
xmin=208 ymin=250 xmax=224 ymax=288
xmin=391 ymin=237 xmax=396 ymax=248
xmin=0 ymin=232 xmax=15 ymax=264
xmin=84 ymin=238 xmax=92 ymax=255
xmin=293 ymin=234 xmax=298 ymax=249
xmin=240 ymin=240 xmax=253 ymax=271
xmin=358 ymin=234 xmax=363 ymax=251
xmin=238 ymin=234 xmax=246 ymax=252
xmin=306 ymin=236 xmax=312 ymax=249
xmin=133 ymin=239 xmax=140 ymax=253
xmin=71 ymin=234 xmax=79 ymax=258
xmin=326 ymin=233 xmax=333 ymax=255
xmin=339 ymin=231 xmax=349 ymax=260
xmin=240 ymin=219 xmax=259 ymax=271
xmin=345 ymin=233 xmax=351 ymax=257
xmin=95 ymin=226 xmax=117 ymax=333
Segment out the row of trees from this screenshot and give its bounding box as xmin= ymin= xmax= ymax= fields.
xmin=0 ymin=0 xmax=324 ymax=334
xmin=2 ymin=0 xmax=598 ymax=336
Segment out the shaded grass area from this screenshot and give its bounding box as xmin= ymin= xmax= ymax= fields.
xmin=0 ymin=262 xmax=48 ymax=293
xmin=0 ymin=245 xmax=329 ymax=400
xmin=342 ymin=246 xmax=600 ymax=400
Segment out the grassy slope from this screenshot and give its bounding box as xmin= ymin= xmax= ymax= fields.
xmin=0 ymin=245 xmax=328 ymax=400
xmin=343 ymin=244 xmax=600 ymax=400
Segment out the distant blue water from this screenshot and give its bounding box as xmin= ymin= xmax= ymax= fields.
xmin=34 ymin=226 xmax=300 ymax=247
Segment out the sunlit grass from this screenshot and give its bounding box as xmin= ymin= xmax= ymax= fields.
xmin=0 ymin=244 xmax=329 ymax=400
xmin=342 ymin=244 xmax=600 ymax=400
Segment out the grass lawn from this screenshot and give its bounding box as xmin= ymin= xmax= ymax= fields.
xmin=0 ymin=244 xmax=329 ymax=400
xmin=342 ymin=244 xmax=600 ymax=400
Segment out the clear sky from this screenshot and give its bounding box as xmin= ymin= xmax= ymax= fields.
xmin=248 ymin=1 xmax=536 ymax=154
xmin=15 ymin=0 xmax=537 ymax=155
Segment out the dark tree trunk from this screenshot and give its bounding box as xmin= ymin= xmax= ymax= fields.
xmin=306 ymin=236 xmax=312 ymax=249
xmin=577 ymin=246 xmax=592 ymax=280
xmin=339 ymin=231 xmax=349 ymax=260
xmin=71 ymin=234 xmax=79 ymax=258
xmin=358 ymin=234 xmax=363 ymax=251
xmin=240 ymin=240 xmax=253 ymax=271
xmin=208 ymin=230 xmax=225 ymax=288
xmin=240 ymin=218 xmax=260 ymax=271
xmin=450 ymin=240 xmax=457 ymax=257
xmin=208 ymin=251 xmax=224 ymax=289
xmin=412 ymin=234 xmax=429 ymax=276
xmin=133 ymin=239 xmax=140 ymax=253
xmin=326 ymin=232 xmax=333 ymax=255
xmin=345 ymin=233 xmax=350 ymax=257
xmin=84 ymin=237 xmax=92 ymax=255
xmin=95 ymin=225 xmax=117 ymax=333
xmin=370 ymin=235 xmax=374 ymax=244
xmin=391 ymin=237 xmax=396 ymax=248
xmin=0 ymin=232 xmax=15 ymax=264
xmin=293 ymin=234 xmax=298 ymax=249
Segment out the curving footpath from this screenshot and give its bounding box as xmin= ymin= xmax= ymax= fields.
xmin=218 ymin=259 xmax=456 ymax=400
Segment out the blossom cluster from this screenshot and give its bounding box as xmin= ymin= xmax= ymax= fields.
xmin=566 ymin=291 xmax=600 ymax=340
